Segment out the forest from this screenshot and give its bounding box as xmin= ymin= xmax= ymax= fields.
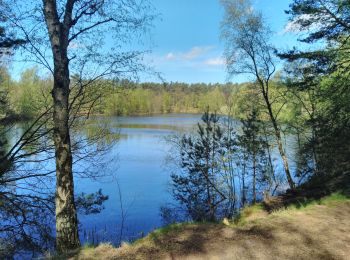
xmin=0 ymin=67 xmax=299 ymax=120
xmin=0 ymin=0 xmax=350 ymax=259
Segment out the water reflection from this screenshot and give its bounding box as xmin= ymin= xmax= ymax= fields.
xmin=1 ymin=113 xmax=298 ymax=254
xmin=77 ymin=114 xmax=202 ymax=245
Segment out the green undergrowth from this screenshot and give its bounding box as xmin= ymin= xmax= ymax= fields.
xmin=283 ymin=192 xmax=349 ymax=211
xmin=233 ymin=192 xmax=349 ymax=226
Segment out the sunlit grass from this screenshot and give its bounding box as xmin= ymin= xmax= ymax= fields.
xmin=288 ymin=192 xmax=348 ymax=209
xmin=135 ymin=222 xmax=200 ymax=244
xmin=233 ymin=203 xmax=266 ymax=226
xmin=231 ymin=192 xmax=350 ymax=226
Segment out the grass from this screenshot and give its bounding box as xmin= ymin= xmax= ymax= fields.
xmin=145 ymin=223 xmax=191 ymax=241
xmin=73 ymin=243 xmax=118 ymax=260
xmin=131 ymin=223 xmax=191 ymax=246
xmin=226 ymin=192 xmax=350 ymax=227
xmin=72 ymin=191 xmax=350 ymax=259
xmin=282 ymin=192 xmax=348 ymax=211
xmin=233 ymin=203 xmax=266 ymax=226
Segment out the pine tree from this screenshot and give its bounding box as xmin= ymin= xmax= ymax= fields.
xmin=238 ymin=108 xmax=268 ymax=204
xmin=171 ymin=110 xmax=228 ymax=221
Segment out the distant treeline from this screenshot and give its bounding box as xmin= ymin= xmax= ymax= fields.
xmin=95 ymin=81 xmax=245 ymax=116
xmin=0 ymin=66 xmax=298 ymax=123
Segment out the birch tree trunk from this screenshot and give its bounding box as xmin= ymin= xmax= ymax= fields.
xmin=262 ymin=90 xmax=295 ymax=190
xmin=42 ymin=0 xmax=80 ymax=252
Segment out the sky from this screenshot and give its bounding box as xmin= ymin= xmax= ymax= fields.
xmin=9 ymin=0 xmax=302 ymax=84
xmin=144 ymin=0 xmax=300 ymax=83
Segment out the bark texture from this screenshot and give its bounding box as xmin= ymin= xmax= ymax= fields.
xmin=42 ymin=0 xmax=80 ymax=252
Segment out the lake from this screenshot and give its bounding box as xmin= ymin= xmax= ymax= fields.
xmin=10 ymin=113 xmax=297 ymax=252
xmin=75 ymin=114 xmax=203 ymax=245
xmin=74 ymin=113 xmax=297 ymax=246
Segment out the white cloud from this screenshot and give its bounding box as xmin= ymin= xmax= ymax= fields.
xmin=165 ymin=52 xmax=175 ymax=60
xmin=205 ymin=57 xmax=225 ymax=66
xmin=163 ymin=46 xmax=214 ymax=61
xmin=183 ymin=46 xmax=213 ymax=60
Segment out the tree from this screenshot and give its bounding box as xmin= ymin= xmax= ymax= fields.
xmin=285 ymin=0 xmax=350 ymax=44
xmin=2 ymin=0 xmax=154 ymax=252
xmin=221 ymin=0 xmax=295 ymax=189
xmin=238 ymin=108 xmax=267 ymax=204
xmin=171 ymin=111 xmax=229 ymax=221
xmin=280 ymin=0 xmax=350 ymax=176
xmin=0 ymin=2 xmax=24 ymax=55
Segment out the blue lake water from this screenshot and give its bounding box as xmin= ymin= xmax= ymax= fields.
xmin=75 ymin=114 xmax=203 ymax=245
xmin=11 ymin=113 xmax=297 ymax=250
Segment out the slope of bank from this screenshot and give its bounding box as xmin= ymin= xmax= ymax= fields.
xmin=65 ymin=174 xmax=350 ymax=260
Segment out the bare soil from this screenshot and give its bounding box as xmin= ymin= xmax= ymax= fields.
xmin=74 ymin=201 xmax=350 ymax=260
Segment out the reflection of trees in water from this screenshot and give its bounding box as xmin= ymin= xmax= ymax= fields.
xmin=0 ymin=180 xmax=109 ymax=258
xmin=0 ymin=116 xmax=115 ymax=257
xmin=0 ymin=112 xmax=55 ymax=257
xmin=0 ymin=193 xmax=55 ymax=258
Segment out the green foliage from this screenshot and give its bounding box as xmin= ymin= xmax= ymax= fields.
xmin=2 ymin=66 xmax=307 ymax=124
xmin=75 ymin=189 xmax=109 ymax=215
xmin=282 ymin=0 xmax=350 ymax=176
xmin=0 ymin=67 xmax=11 ymax=117
xmin=238 ymin=108 xmax=270 ymax=204
xmin=286 ymin=0 xmax=350 ymax=43
xmin=2 ymin=67 xmax=52 ymax=119
xmin=171 ymin=110 xmax=232 ymax=221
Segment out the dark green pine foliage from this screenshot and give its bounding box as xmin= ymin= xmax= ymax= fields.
xmin=280 ymin=0 xmax=350 ymax=75
xmin=171 ymin=110 xmax=228 ymax=222
xmin=281 ymin=0 xmax=350 ymax=176
xmin=238 ymin=108 xmax=268 ymax=204
xmin=286 ymin=0 xmax=350 ymax=43
xmin=0 ymin=1 xmax=25 ymax=55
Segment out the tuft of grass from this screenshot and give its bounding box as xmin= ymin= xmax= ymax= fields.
xmin=273 ymin=192 xmax=350 ymax=218
xmin=232 ymin=193 xmax=350 ymax=226
xmin=133 ymin=223 xmax=190 ymax=245
xmin=135 ymin=221 xmax=221 ymax=245
xmin=77 ymin=243 xmax=118 ymax=260
xmin=319 ymin=192 xmax=349 ymax=204
xmin=81 ymin=243 xmax=95 ymax=249
xmin=289 ymin=192 xmax=349 ymax=210
xmin=234 ymin=203 xmax=266 ymax=226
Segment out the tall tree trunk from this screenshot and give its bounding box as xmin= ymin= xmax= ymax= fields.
xmin=262 ymin=125 xmax=277 ymax=196
xmin=252 ymin=153 xmax=256 ymax=204
xmin=43 ymin=0 xmax=80 ymax=252
xmin=53 ymin=67 xmax=80 ymax=252
xmin=263 ymin=91 xmax=295 ymax=189
xmin=241 ymin=157 xmax=246 ymax=207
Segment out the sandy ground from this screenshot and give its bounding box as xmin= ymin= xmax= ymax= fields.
xmin=74 ymin=201 xmax=350 ymax=260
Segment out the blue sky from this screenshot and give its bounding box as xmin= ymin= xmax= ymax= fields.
xmin=10 ymin=0 xmax=302 ymax=84
xmin=145 ymin=0 xmax=300 ymax=83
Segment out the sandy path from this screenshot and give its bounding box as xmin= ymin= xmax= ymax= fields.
xmin=75 ymin=201 xmax=350 ymax=260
